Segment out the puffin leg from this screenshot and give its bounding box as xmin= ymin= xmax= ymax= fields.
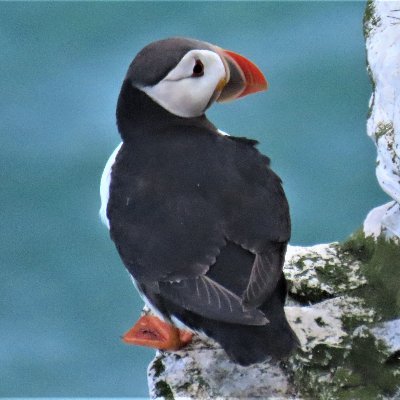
xmin=122 ymin=315 xmax=193 ymax=350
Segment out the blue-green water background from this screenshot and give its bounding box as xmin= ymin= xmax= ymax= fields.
xmin=1 ymin=1 xmax=388 ymax=397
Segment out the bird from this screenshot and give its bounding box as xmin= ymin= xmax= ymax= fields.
xmin=100 ymin=37 xmax=298 ymax=366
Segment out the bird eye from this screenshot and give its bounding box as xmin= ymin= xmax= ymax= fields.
xmin=192 ymin=59 xmax=204 ymax=77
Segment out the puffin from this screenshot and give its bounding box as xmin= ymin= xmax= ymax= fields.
xmin=100 ymin=37 xmax=298 ymax=366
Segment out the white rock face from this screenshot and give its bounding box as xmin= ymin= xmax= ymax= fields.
xmin=364 ymin=1 xmax=400 ymax=239
xmin=371 ymin=319 xmax=400 ymax=355
xmin=148 ymin=336 xmax=292 ymax=399
xmin=146 ymin=244 xmax=375 ymax=400
xmin=285 ymin=243 xmax=367 ymax=298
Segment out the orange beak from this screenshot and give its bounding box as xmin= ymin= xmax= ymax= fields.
xmin=216 ymin=47 xmax=268 ymax=102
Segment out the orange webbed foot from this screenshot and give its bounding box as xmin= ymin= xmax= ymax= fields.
xmin=122 ymin=315 xmax=193 ymax=351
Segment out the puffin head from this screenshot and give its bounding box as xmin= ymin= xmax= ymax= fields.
xmin=124 ymin=37 xmax=268 ymax=118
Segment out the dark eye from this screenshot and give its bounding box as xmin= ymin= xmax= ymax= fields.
xmin=192 ymin=59 xmax=204 ymax=77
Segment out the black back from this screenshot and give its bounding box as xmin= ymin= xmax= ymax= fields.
xmin=107 ymin=81 xmax=298 ymax=364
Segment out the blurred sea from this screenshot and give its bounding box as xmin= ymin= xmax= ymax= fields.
xmin=0 ymin=1 xmax=387 ymax=397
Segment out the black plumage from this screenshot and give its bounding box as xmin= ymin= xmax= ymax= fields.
xmin=105 ymin=38 xmax=298 ymax=365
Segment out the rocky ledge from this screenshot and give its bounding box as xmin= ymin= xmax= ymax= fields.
xmin=148 ymin=235 xmax=400 ymax=399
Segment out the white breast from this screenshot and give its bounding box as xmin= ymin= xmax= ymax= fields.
xmin=99 ymin=142 xmax=123 ymax=228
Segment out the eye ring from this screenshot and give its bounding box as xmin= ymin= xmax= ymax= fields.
xmin=192 ymin=59 xmax=204 ymax=77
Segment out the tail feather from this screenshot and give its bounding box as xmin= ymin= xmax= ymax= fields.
xmin=203 ymin=280 xmax=299 ymax=366
xmin=216 ymin=316 xmax=298 ymax=366
xmin=140 ymin=242 xmax=299 ymax=366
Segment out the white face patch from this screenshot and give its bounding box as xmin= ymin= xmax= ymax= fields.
xmin=140 ymin=49 xmax=227 ymax=118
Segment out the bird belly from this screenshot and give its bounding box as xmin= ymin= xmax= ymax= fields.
xmin=99 ymin=142 xmax=123 ymax=228
xmin=129 ymin=275 xmax=196 ymax=333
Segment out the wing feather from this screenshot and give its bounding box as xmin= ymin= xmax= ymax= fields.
xmin=159 ymin=275 xmax=268 ymax=326
xmin=242 ymin=244 xmax=286 ymax=308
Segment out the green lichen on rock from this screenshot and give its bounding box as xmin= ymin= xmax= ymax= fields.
xmin=372 ymin=122 xmax=398 ymax=164
xmin=343 ymin=230 xmax=400 ymax=320
xmin=287 ymin=233 xmax=400 ymax=399
xmin=154 ymin=380 xmax=174 ymax=400
xmin=342 ymin=230 xmax=376 ymax=262
xmin=363 ymin=0 xmax=381 ymax=125
xmin=346 ymin=327 xmax=399 ymax=397
xmin=148 ymin=235 xmax=400 ymax=399
xmin=290 ymin=325 xmax=399 ymax=399
xmin=363 ymin=0 xmax=381 ymax=39
xmin=285 ymin=243 xmax=367 ymax=303
xmin=151 ymin=356 xmax=165 ymax=378
xmin=374 ymin=122 xmax=394 ymax=142
xmin=372 ymin=122 xmax=398 ymax=163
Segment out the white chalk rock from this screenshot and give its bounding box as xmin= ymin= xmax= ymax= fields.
xmin=364 ymin=1 xmax=400 ymax=239
xmin=146 ymin=244 xmax=374 ymax=400
xmin=147 ymin=335 xmax=293 ymax=400
xmin=371 ymin=318 xmax=400 ymax=356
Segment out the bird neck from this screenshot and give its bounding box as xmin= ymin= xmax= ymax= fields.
xmin=116 ymin=81 xmax=217 ymax=142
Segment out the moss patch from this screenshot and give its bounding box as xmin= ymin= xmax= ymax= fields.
xmin=348 ymin=327 xmax=398 ymax=394
xmin=343 ymin=230 xmax=400 ymax=320
xmin=289 ymin=232 xmax=400 ymax=399
xmin=154 ymin=380 xmax=174 ymax=400
xmin=363 ymin=0 xmax=381 ymax=38
xmin=285 ymin=243 xmax=366 ymax=304
xmin=342 ymin=230 xmax=376 ymax=263
xmin=291 ymin=327 xmax=400 ymax=399
xmin=151 ymin=356 xmax=165 ymax=378
xmin=374 ymin=122 xmax=394 ymax=142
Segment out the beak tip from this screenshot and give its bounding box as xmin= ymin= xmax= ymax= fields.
xmin=219 ymin=48 xmax=268 ymax=101
xmin=238 ymin=78 xmax=268 ymax=98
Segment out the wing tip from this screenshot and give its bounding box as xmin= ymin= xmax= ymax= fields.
xmin=241 ymin=305 xmax=269 ymax=326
